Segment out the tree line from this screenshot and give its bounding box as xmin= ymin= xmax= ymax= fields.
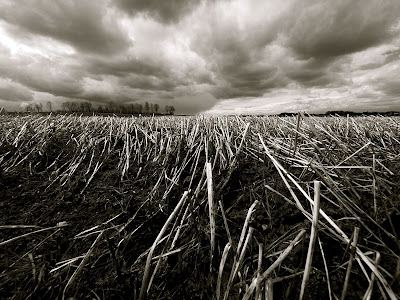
xmin=25 ymin=103 xmax=45 ymax=112
xmin=25 ymin=101 xmax=176 ymax=115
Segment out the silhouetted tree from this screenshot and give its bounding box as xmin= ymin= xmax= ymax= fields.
xmin=165 ymin=105 xmax=176 ymax=115
xmin=60 ymin=100 xmax=165 ymax=115
xmin=34 ymin=103 xmax=43 ymax=112
xmin=79 ymin=101 xmax=93 ymax=112
xmin=46 ymin=101 xmax=52 ymax=112
xmin=107 ymin=102 xmax=116 ymax=113
xmin=137 ymin=103 xmax=143 ymax=113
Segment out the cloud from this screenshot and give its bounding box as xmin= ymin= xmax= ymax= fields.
xmin=0 ymin=52 xmax=84 ymax=98
xmin=0 ymin=78 xmax=34 ymax=102
xmin=285 ymin=0 xmax=400 ymax=59
xmin=173 ymin=92 xmax=218 ymax=114
xmin=115 ymin=0 xmax=204 ymax=24
xmin=379 ymin=79 xmax=400 ymax=97
xmin=186 ymin=0 xmax=400 ymax=103
xmin=285 ymin=57 xmax=352 ymax=88
xmin=187 ymin=1 xmax=290 ymax=99
xmin=84 ymin=54 xmax=167 ymax=78
xmin=0 ymin=0 xmax=131 ymax=55
xmin=0 ymin=0 xmax=399 ymax=114
xmin=119 ymin=74 xmax=177 ymax=91
xmin=371 ymin=64 xmax=400 ymax=97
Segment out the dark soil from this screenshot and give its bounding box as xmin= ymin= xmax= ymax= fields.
xmin=1 ymin=115 xmax=399 ymax=300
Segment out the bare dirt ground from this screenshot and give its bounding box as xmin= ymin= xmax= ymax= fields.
xmin=1 ymin=114 xmax=399 ymax=299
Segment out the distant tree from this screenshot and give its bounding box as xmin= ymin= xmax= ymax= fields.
xmin=131 ymin=104 xmax=137 ymax=114
xmin=34 ymin=103 xmax=43 ymax=112
xmin=61 ymin=102 xmax=69 ymax=112
xmin=137 ymin=103 xmax=143 ymax=113
xmin=128 ymin=104 xmax=135 ymax=114
xmin=107 ymin=102 xmax=116 ymax=113
xmin=81 ymin=101 xmax=93 ymax=112
xmin=79 ymin=102 xmax=86 ymax=112
xmin=71 ymin=102 xmax=79 ymax=112
xmin=165 ymin=105 xmax=175 ymax=115
xmin=61 ymin=101 xmax=83 ymax=112
xmin=144 ymin=102 xmax=150 ymax=113
xmin=154 ymin=103 xmax=159 ymax=114
xmin=46 ymin=101 xmax=52 ymax=112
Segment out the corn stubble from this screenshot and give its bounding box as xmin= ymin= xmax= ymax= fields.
xmin=0 ymin=113 xmax=399 ymax=299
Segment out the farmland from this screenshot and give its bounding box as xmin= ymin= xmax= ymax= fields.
xmin=1 ymin=114 xmax=399 ymax=299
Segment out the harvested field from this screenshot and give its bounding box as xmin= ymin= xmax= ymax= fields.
xmin=1 ymin=114 xmax=400 ymax=299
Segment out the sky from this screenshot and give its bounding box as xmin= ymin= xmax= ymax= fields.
xmin=0 ymin=0 xmax=399 ymax=115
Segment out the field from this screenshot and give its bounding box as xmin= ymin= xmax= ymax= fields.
xmin=1 ymin=114 xmax=399 ymax=299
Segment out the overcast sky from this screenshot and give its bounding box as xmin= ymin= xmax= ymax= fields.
xmin=0 ymin=0 xmax=399 ymax=114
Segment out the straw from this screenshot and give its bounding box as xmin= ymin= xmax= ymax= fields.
xmin=300 ymin=181 xmax=321 ymax=300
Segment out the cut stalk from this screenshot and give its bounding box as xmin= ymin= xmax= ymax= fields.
xmin=293 ymin=112 xmax=302 ymax=155
xmin=255 ymin=242 xmax=263 ymax=300
xmin=300 ymin=181 xmax=321 ymax=300
xmin=318 ymin=238 xmax=332 ymax=300
xmin=62 ymin=230 xmax=104 ymax=300
xmin=243 ymin=229 xmax=306 ymax=300
xmin=363 ymin=252 xmax=381 ymax=300
xmin=206 ymin=162 xmax=216 ymax=268
xmin=372 ymin=154 xmax=377 ymax=218
xmin=138 ymin=191 xmax=188 ymax=300
xmin=265 ymin=279 xmax=273 ymax=300
xmin=216 ymin=243 xmax=231 ymax=300
xmin=223 ymin=227 xmax=254 ymax=300
xmin=219 ymin=200 xmax=233 ymax=247
xmin=341 ymin=227 xmax=360 ymax=300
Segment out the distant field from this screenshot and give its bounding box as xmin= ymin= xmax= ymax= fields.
xmin=1 ymin=114 xmax=399 ymax=299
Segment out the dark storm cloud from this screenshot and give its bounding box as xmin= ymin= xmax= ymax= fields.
xmin=84 ymin=55 xmax=201 ymax=93
xmin=0 ymin=80 xmax=34 ymax=102
xmin=0 ymin=0 xmax=400 ymax=114
xmin=286 ymin=58 xmax=350 ymax=87
xmin=383 ymin=48 xmax=400 ymax=64
xmin=77 ymin=89 xmax=137 ymax=104
xmin=210 ymin=64 xmax=286 ymax=99
xmin=285 ymin=0 xmax=400 ymax=59
xmin=115 ymin=0 xmax=203 ymax=24
xmin=189 ymin=5 xmax=284 ymax=99
xmin=120 ymin=75 xmax=177 ymax=92
xmin=0 ymin=0 xmax=130 ymax=55
xmin=288 ymin=71 xmax=345 ymax=88
xmin=188 ymin=0 xmax=400 ymax=101
xmin=16 ymin=70 xmax=84 ymax=99
xmin=85 ymin=55 xmax=167 ymax=78
xmin=0 ymin=54 xmax=84 ymax=98
xmin=221 ymin=63 xmax=280 ymax=92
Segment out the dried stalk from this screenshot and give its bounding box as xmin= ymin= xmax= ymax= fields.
xmin=300 ymin=181 xmax=321 ymax=300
